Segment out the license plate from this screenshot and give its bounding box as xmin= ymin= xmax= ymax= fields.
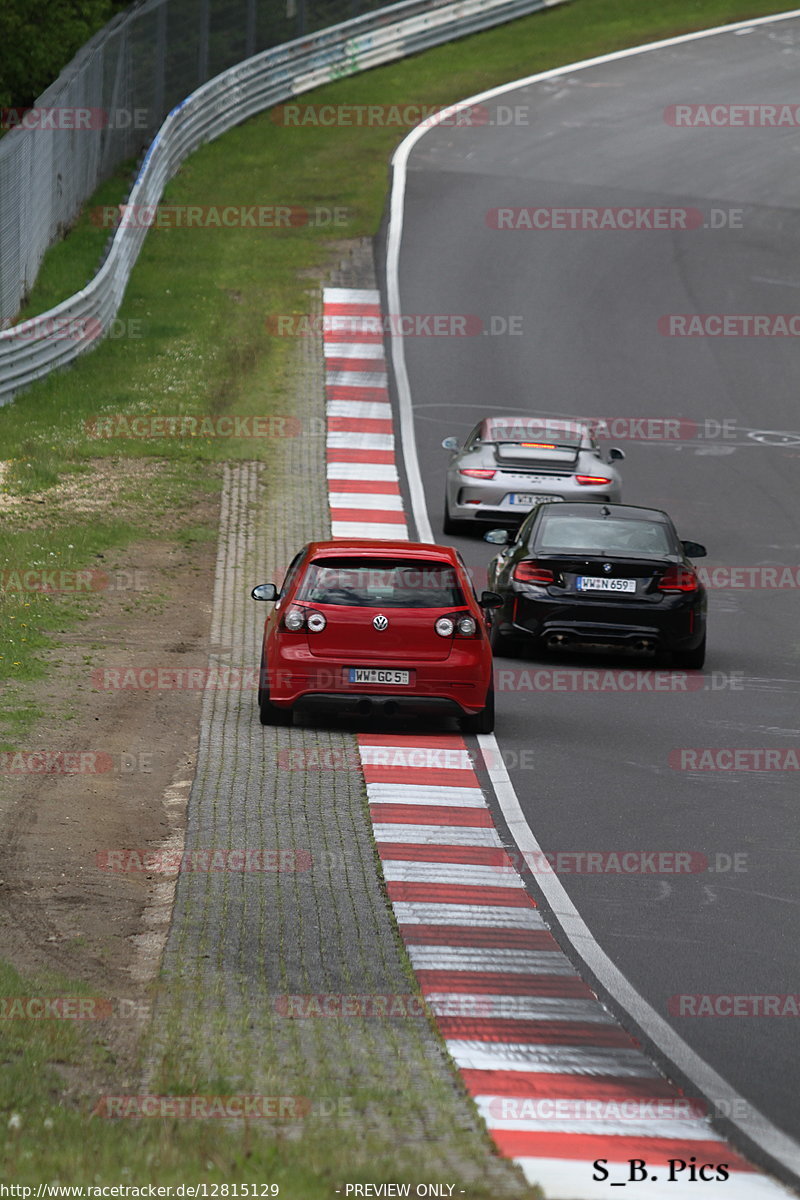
xmin=576 ymin=577 xmax=637 ymax=593
xmin=508 ymin=493 xmax=564 ymax=507
xmin=348 ymin=668 xmax=410 ymax=685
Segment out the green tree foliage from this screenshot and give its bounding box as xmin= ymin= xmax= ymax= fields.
xmin=0 ymin=0 xmax=128 ymax=110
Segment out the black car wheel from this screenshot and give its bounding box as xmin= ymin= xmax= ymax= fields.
xmin=673 ymin=633 xmax=706 ymax=671
xmin=258 ymin=667 xmax=293 ymax=726
xmin=442 ymin=498 xmax=463 ymax=536
xmin=489 ymin=620 xmax=523 ymax=657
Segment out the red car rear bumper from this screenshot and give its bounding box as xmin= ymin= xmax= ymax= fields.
xmin=263 ymin=641 xmax=491 ymax=715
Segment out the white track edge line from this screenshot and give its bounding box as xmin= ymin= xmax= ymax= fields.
xmin=477 ymin=731 xmax=800 ymax=1177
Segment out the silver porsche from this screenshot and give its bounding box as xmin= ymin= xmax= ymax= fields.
xmin=442 ymin=415 xmax=625 ymax=534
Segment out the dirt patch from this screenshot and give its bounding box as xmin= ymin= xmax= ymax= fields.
xmin=0 ymin=457 xmax=173 ymax=516
xmin=0 ymin=511 xmax=219 ymax=1082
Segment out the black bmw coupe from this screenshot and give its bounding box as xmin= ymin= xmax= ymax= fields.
xmin=484 ymin=502 xmax=707 ymax=668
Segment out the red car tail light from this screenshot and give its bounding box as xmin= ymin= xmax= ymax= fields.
xmin=460 ymin=468 xmax=496 ymax=479
xmin=435 ymin=613 xmax=480 ymax=638
xmin=284 ymin=606 xmax=306 ymax=631
xmin=575 ymin=474 xmax=612 ymax=485
xmin=283 ymin=607 xmax=328 ymax=632
xmin=657 ymin=566 xmax=699 ymax=592
xmin=520 ymin=442 xmax=556 ymax=449
xmin=455 ymin=615 xmax=478 ymax=637
xmin=513 ymin=561 xmax=554 ymax=585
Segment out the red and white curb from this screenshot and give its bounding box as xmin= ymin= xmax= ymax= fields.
xmin=324 ymin=286 xmax=408 ymax=540
xmin=322 ymin=287 xmax=790 ymax=1199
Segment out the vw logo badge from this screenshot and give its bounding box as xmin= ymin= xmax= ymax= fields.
xmin=603 ymin=563 xmax=612 ymax=573
xmin=373 ymin=614 xmax=389 ymax=631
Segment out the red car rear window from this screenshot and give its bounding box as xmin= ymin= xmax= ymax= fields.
xmin=298 ymin=558 xmax=465 ymax=608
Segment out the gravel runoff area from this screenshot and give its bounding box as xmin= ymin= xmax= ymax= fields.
xmin=140 ymin=242 xmax=531 ymax=1193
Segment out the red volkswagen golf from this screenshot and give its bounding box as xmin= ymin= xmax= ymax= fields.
xmin=251 ymin=539 xmax=500 ymax=732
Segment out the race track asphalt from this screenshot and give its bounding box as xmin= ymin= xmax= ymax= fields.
xmin=388 ymin=12 xmax=800 ymax=1151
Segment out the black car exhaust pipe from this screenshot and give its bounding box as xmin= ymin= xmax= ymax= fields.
xmin=546 ymin=632 xmax=570 ymax=648
xmin=383 ymin=701 xmax=399 ymax=715
xmin=633 ymin=638 xmax=656 ymax=652
xmin=356 ymin=699 xmax=372 ymax=714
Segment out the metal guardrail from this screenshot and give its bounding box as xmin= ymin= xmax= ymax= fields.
xmin=0 ymin=0 xmax=385 ymax=326
xmin=0 ymin=0 xmax=564 ymax=404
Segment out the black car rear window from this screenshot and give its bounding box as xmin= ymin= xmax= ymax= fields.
xmin=537 ymin=514 xmax=672 ymax=555
xmin=298 ymin=558 xmax=465 ymax=608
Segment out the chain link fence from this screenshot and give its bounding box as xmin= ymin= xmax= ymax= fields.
xmin=0 ymin=0 xmax=565 ymax=400
xmin=0 ymin=0 xmax=393 ymax=325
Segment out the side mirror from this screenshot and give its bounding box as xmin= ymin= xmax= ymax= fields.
xmin=251 ymin=583 xmax=279 ymax=601
xmin=608 ymin=447 xmax=625 ymax=462
xmin=479 ymin=590 xmax=504 ymax=609
xmin=681 ymin=540 xmax=707 ymax=559
xmin=441 ymin=436 xmax=460 ymax=451
xmin=483 ymin=528 xmax=509 ymax=545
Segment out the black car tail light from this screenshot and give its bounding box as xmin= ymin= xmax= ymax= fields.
xmin=513 ymin=561 xmax=554 ymax=585
xmin=657 ymin=566 xmax=699 ymax=592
